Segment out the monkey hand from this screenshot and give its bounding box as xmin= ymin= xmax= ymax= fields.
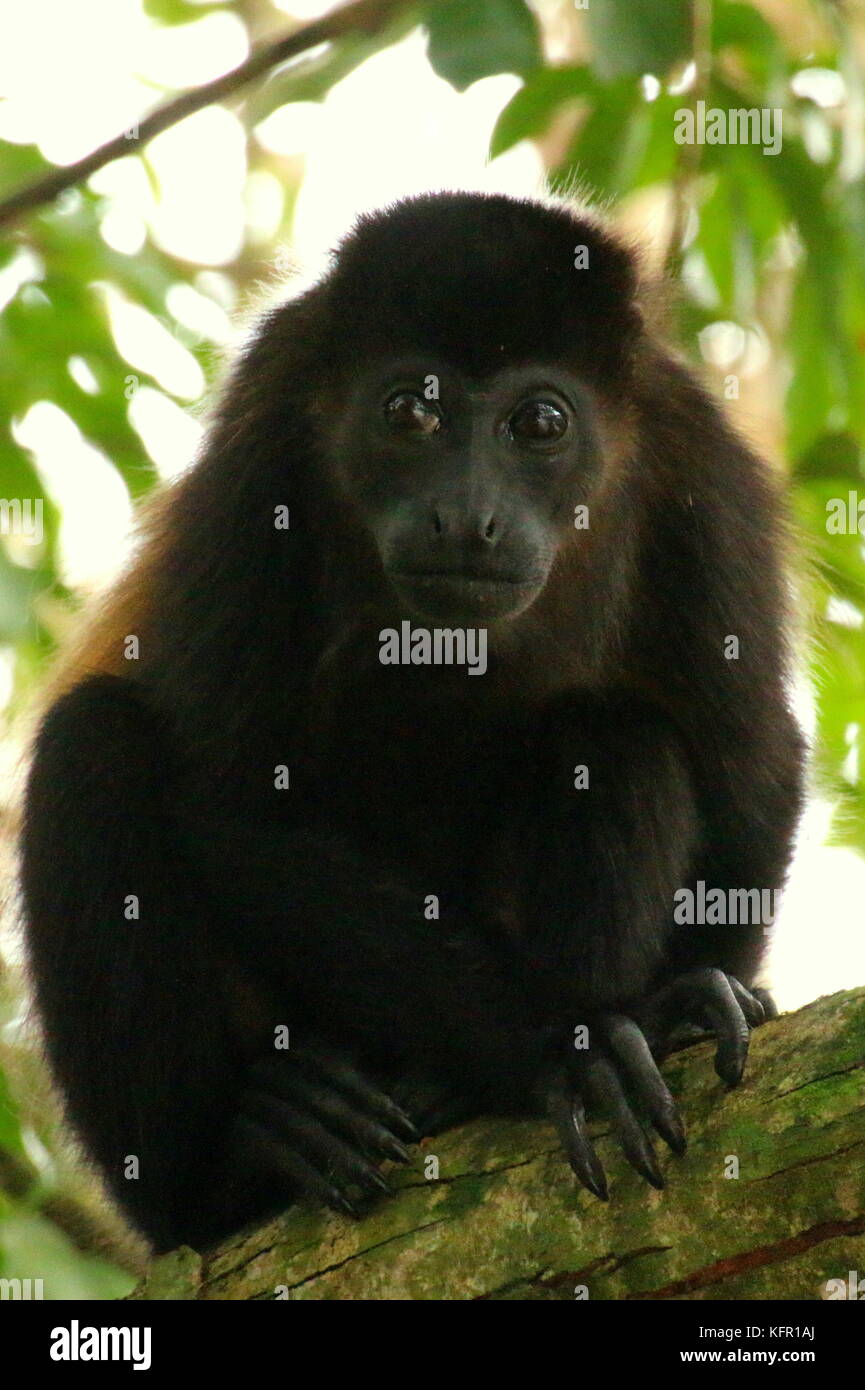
xmin=226 ymin=1042 xmax=418 ymax=1218
xmin=635 ymin=967 xmax=775 ymax=1084
xmin=539 ymin=1012 xmax=686 ymax=1200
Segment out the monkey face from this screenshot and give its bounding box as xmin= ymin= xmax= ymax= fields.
xmin=325 ymin=359 xmax=604 ymax=625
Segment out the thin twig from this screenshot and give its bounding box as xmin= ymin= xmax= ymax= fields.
xmin=664 ymin=0 xmax=712 ymax=278
xmin=0 ymin=0 xmax=415 ymax=230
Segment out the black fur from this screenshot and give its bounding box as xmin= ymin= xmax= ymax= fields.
xmin=21 ymin=193 xmax=805 ymax=1251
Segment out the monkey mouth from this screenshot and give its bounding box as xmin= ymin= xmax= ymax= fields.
xmin=387 ymin=568 xmax=543 ymax=622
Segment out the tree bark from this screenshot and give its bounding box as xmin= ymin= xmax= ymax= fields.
xmin=132 ymin=988 xmax=865 ymax=1301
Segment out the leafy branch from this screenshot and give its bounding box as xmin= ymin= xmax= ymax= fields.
xmin=0 ymin=0 xmax=416 ymax=230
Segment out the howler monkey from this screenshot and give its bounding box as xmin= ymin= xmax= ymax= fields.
xmin=21 ymin=192 xmax=804 ymax=1252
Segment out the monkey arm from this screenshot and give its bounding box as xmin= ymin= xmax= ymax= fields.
xmin=22 ymin=674 xmax=246 ymax=1249
xmin=509 ymin=690 xmax=774 ymax=1192
xmin=21 ymin=675 xmax=421 ymax=1249
xmin=519 ymin=696 xmax=681 ymax=987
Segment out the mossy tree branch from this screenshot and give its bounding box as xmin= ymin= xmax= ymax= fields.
xmin=132 ymin=988 xmax=865 ymax=1301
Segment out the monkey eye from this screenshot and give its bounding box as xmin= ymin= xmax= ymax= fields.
xmin=384 ymin=391 xmax=441 ymax=435
xmin=509 ymin=399 xmax=568 ymax=443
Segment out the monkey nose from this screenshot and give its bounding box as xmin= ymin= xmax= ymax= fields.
xmin=431 ymin=506 xmax=498 ymax=545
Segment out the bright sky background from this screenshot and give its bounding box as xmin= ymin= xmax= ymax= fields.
xmin=0 ymin=0 xmax=863 ymax=1007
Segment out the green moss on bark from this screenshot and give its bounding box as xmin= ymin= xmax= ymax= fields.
xmin=132 ymin=989 xmax=865 ymax=1302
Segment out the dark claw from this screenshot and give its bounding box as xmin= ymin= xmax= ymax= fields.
xmin=251 ymin=1058 xmax=413 ymax=1163
xmin=234 ymin=1116 xmax=360 ymax=1218
xmin=602 ymin=1014 xmax=686 ymax=1156
xmin=558 ymin=969 xmax=769 ymax=1198
xmin=247 ymin=1091 xmax=391 ymax=1198
xmin=379 ymin=1134 xmax=413 ymax=1164
xmin=544 ymin=1072 xmax=608 ymax=1200
xmin=330 ymin=1192 xmax=361 ymax=1217
xmin=584 ymin=1055 xmax=665 ymax=1190
xmin=300 ymin=1050 xmax=419 ymax=1142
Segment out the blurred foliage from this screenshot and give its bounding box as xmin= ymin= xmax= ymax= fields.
xmin=0 ymin=0 xmax=863 ymax=1296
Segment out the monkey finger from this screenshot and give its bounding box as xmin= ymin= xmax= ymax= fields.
xmin=544 ymin=1073 xmax=608 ymax=1201
xmin=600 ymin=1015 xmax=686 ymax=1156
xmin=690 ymin=969 xmax=752 ymax=1087
xmin=583 ymin=1056 xmax=665 ymax=1190
xmin=640 ymin=969 xmax=753 ymax=1084
xmin=726 ymin=975 xmax=765 ymax=1028
xmin=245 ymin=1092 xmax=392 ymax=1199
xmin=249 ymin=1058 xmax=411 ymax=1164
xmin=297 ymin=1048 xmax=419 ymax=1142
xmin=232 ymin=1116 xmax=359 ymax=1218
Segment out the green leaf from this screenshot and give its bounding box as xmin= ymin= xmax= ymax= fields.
xmin=795 ymin=432 xmax=864 ymax=484
xmin=0 ymin=1066 xmax=25 ymax=1158
xmin=702 ymin=81 xmax=861 ymax=447
xmin=711 ymin=0 xmax=784 ymax=86
xmin=794 ymin=477 xmax=865 ymax=610
xmin=0 ymin=140 xmax=52 ymax=201
xmin=142 ymin=0 xmax=224 ymax=25
xmin=787 ymin=274 xmax=845 ymax=460
xmin=586 ymin=0 xmax=690 ymax=80
xmin=552 ymin=87 xmax=688 ymax=204
xmin=554 ymin=79 xmax=641 ymax=200
xmin=809 ymin=622 xmax=865 ymax=855
xmin=0 ymin=1212 xmax=134 ymax=1299
xmin=696 ymin=177 xmax=736 ymax=308
xmin=0 ymin=544 xmax=41 ymax=644
xmin=490 ymin=67 xmax=596 ymax=158
xmin=693 ymin=144 xmax=785 ymax=317
xmin=424 ymin=0 xmax=541 ymax=92
xmin=622 ymin=91 xmax=684 ymax=190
